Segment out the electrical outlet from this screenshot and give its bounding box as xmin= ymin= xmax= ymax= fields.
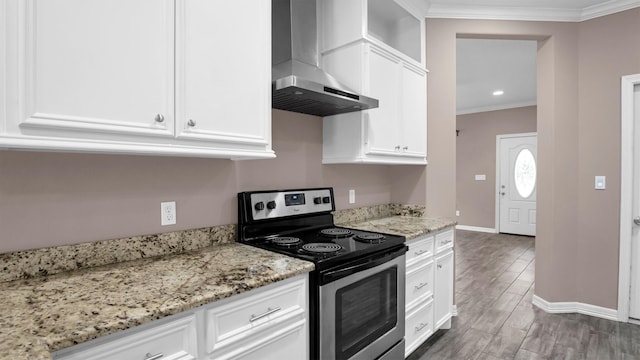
xmin=456 ymin=210 xmax=460 ymax=217
xmin=349 ymin=189 xmax=355 ymax=204
xmin=161 ymin=201 xmax=176 ymax=226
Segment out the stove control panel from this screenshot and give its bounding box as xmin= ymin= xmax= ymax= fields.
xmin=248 ymin=188 xmax=334 ymax=220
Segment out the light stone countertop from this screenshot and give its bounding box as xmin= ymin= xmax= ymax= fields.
xmin=0 ymin=243 xmax=314 ymax=360
xmin=340 ymin=216 xmax=457 ymax=240
xmin=0 ymin=209 xmax=451 ymax=360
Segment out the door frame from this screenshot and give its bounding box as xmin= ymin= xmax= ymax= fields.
xmin=618 ymin=74 xmax=640 ymax=322
xmin=495 ymin=132 xmax=538 ymax=233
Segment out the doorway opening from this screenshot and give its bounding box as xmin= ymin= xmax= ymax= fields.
xmin=455 ymin=38 xmax=538 ymax=236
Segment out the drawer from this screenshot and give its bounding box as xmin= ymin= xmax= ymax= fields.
xmin=435 ymin=229 xmax=454 ymax=253
xmin=54 ymin=314 xmax=198 ymax=360
xmin=406 ymin=235 xmax=434 ymax=266
xmin=205 ymin=276 xmax=307 ymax=353
xmin=405 ymin=299 xmax=434 ymax=357
xmin=405 ymin=259 xmax=434 ymax=309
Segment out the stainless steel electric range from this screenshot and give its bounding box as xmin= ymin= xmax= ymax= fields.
xmin=238 ymin=187 xmax=407 ymax=360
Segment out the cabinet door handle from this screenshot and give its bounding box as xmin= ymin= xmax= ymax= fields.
xmin=414 ymin=249 xmax=427 ymax=256
xmin=403 ymin=146 xmax=408 ymax=151
xmin=145 ymin=353 xmax=164 ymax=360
xmin=415 ymin=282 xmax=428 ymax=290
xmin=250 ymin=306 xmax=282 ymax=322
xmin=395 ymin=145 xmax=401 ymax=151
xmin=415 ymin=322 xmax=429 ymax=332
xmin=187 ymin=119 xmax=197 ymax=127
xmin=437 ymin=264 xmax=442 ymax=269
xmin=154 ymin=114 xmax=165 ymax=123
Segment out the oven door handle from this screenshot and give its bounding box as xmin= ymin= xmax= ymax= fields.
xmin=321 ymin=245 xmax=407 ymax=284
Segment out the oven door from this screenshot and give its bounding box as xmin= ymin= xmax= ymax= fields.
xmin=319 ymin=246 xmax=406 ymax=360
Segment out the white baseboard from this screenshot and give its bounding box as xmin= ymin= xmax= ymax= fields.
xmin=455 ymin=225 xmax=497 ymax=233
xmin=452 ymin=305 xmax=458 ymax=317
xmin=532 ymin=295 xmax=618 ymax=321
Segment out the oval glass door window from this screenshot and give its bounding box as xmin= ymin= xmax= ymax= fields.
xmin=514 ymin=148 xmax=536 ymax=198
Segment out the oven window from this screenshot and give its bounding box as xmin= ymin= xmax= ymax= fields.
xmin=335 ymin=266 xmax=398 ymax=359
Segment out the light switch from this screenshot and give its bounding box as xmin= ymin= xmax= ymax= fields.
xmin=595 ymin=176 xmax=606 ymax=190
xmin=475 ymin=174 xmax=486 ymax=181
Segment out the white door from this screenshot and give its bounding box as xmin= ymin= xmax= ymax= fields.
xmin=630 ymin=83 xmax=640 ymax=320
xmin=498 ymin=134 xmax=537 ymax=236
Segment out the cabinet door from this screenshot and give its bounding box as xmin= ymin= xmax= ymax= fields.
xmin=434 ymin=249 xmax=454 ymax=329
xmin=207 ymin=321 xmax=307 ymax=360
xmin=400 ymin=64 xmax=427 ymax=157
xmin=176 ymin=0 xmax=271 ymax=151
xmin=365 ymin=46 xmax=401 ymax=156
xmin=17 ymin=0 xmax=174 ymax=138
xmin=53 ymin=314 xmax=198 ymax=360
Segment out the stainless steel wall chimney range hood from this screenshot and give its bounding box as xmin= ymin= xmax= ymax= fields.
xmin=272 ymin=0 xmax=379 ymax=117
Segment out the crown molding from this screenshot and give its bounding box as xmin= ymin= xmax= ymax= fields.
xmin=457 ymin=101 xmax=537 ymax=116
xmin=425 ymin=0 xmax=640 ymax=22
xmin=581 ymin=0 xmax=640 ymax=20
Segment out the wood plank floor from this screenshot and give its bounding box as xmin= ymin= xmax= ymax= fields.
xmin=406 ymin=230 xmax=640 ymax=360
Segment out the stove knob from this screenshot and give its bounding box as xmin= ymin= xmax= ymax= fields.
xmin=254 ymin=202 xmax=265 ymax=211
xmin=322 ymin=196 xmax=331 ymax=204
xmin=313 ymin=197 xmax=322 ymax=204
xmin=267 ymin=200 xmax=277 ymax=210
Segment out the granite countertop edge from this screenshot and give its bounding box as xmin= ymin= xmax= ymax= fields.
xmin=340 ymin=215 xmax=457 ymax=240
xmin=0 ymin=243 xmax=315 ymax=360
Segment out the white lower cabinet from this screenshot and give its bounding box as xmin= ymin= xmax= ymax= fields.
xmin=405 ymin=298 xmax=434 ymax=354
xmin=53 ymin=314 xmax=199 ymax=360
xmin=204 ymin=274 xmax=308 ymax=359
xmin=53 ymin=275 xmax=308 ymax=360
xmin=434 ymin=248 xmax=454 ymax=329
xmin=404 ymin=227 xmax=454 ymax=358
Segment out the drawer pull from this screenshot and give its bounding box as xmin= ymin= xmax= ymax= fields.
xmin=414 ymin=249 xmax=428 ymax=256
xmin=415 ymin=282 xmax=428 ymax=290
xmin=250 ymin=306 xmax=282 ymax=322
xmin=145 ymin=353 xmax=164 ymax=360
xmin=415 ymin=322 xmax=429 ymax=332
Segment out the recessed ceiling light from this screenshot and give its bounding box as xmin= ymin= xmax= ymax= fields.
xmin=493 ymin=90 xmax=504 ymax=96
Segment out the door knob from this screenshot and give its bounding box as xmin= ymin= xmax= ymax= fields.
xmin=634 ymin=217 xmax=640 ymax=226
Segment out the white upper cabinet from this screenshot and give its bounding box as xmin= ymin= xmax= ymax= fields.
xmin=175 ymin=0 xmax=271 ymax=153
xmin=13 ymin=0 xmax=175 ymax=138
xmin=321 ymin=43 xmax=427 ymax=164
xmin=320 ymin=0 xmax=425 ymax=68
xmin=319 ymin=0 xmax=427 ymax=165
xmin=1 ymin=0 xmax=273 ymax=160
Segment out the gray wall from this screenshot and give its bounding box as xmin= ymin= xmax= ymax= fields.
xmin=0 ymin=109 xmax=427 ymax=253
xmin=456 ymin=106 xmax=537 ymax=229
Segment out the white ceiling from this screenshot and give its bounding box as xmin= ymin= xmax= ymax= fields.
xmin=443 ymin=0 xmax=640 ymax=114
xmin=456 ymin=39 xmax=537 ymax=115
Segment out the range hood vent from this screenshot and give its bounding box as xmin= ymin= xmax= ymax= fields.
xmin=272 ymin=0 xmax=379 ymax=117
